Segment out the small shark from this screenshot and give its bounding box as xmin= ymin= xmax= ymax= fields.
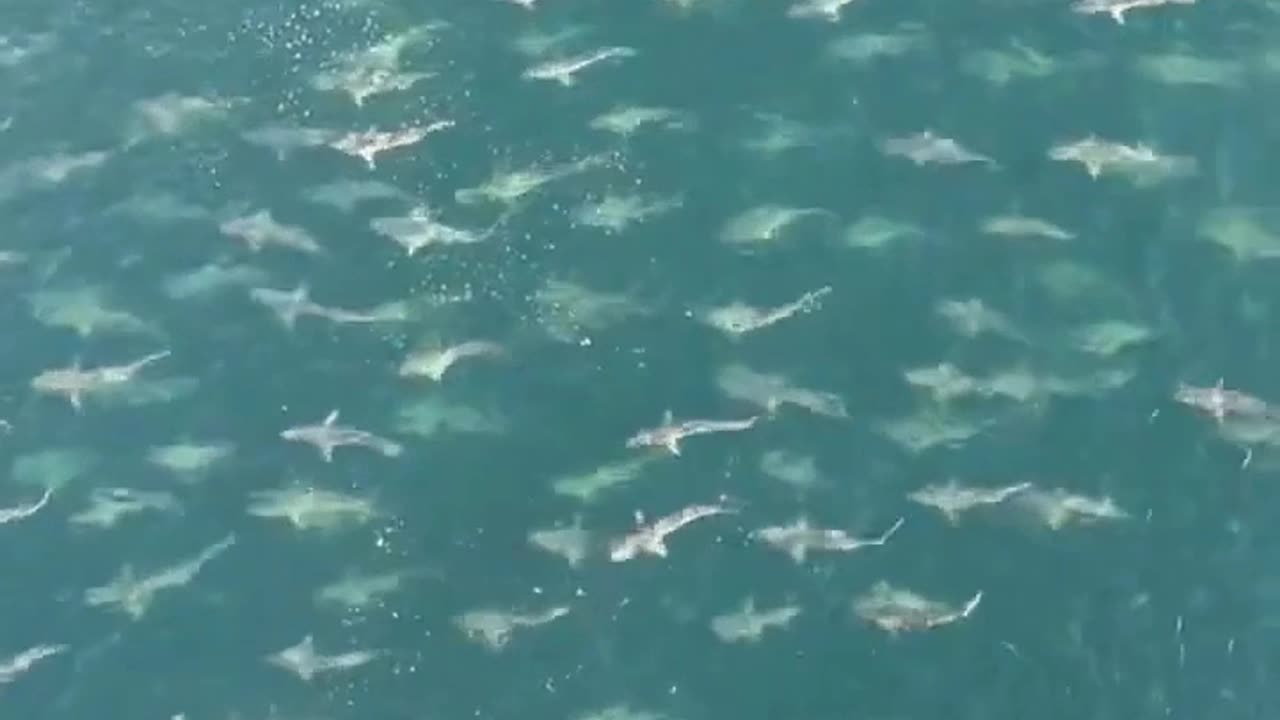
xmin=527 ymin=515 xmax=593 ymax=568
xmin=84 ymin=534 xmax=235 ymax=620
xmin=752 ymin=516 xmax=904 ymax=564
xmin=456 ymin=155 xmax=608 ymax=207
xmin=398 ymin=340 xmax=505 ymax=382
xmin=220 ymin=210 xmax=323 ymax=255
xmin=0 ymin=644 xmax=67 ymax=685
xmin=881 ymin=131 xmax=994 ymax=166
xmin=1014 ymin=487 xmax=1130 ymax=530
xmin=1048 ymin=137 xmax=1165 ymax=179
xmin=69 ymin=486 xmax=179 ymax=529
xmin=716 ymin=364 xmax=849 ymax=419
xmin=855 ymin=581 xmax=983 ymax=634
xmin=31 ymin=350 xmax=170 ymax=411
xmin=455 ymin=606 xmax=570 ymax=651
xmin=786 ymin=0 xmax=859 ymax=22
xmin=625 ymin=411 xmax=759 ymax=455
xmin=701 ymin=286 xmax=832 ymax=338
xmin=935 ymin=297 xmax=1028 ymax=343
xmin=371 ymin=205 xmax=498 ymax=256
xmin=710 ymin=596 xmax=802 ymax=643
xmin=0 ymin=486 xmax=53 ymax=525
xmin=1174 ymin=379 xmax=1272 ymax=424
xmin=908 ymin=480 xmax=1031 ymax=524
xmin=242 ymin=124 xmax=337 ymax=161
xmin=330 ymin=121 xmax=453 ymax=169
xmin=281 ymin=410 xmax=404 ymax=462
xmin=266 ymin=635 xmax=382 ymax=681
xmin=1071 ymin=0 xmax=1194 ymax=24
xmin=523 ymin=46 xmax=636 ymax=86
xmin=247 ymin=485 xmax=378 ymax=531
xmin=609 ymin=499 xmax=737 ymax=561
xmin=240 ymin=124 xmax=337 ymax=161
xmin=250 ymin=285 xmax=405 ymax=329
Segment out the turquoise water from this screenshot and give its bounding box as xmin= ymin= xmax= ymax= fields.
xmin=2 ymin=0 xmax=1277 ymax=718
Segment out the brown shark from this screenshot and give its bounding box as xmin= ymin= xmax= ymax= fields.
xmin=31 ymin=350 xmax=170 ymax=411
xmin=609 ymin=499 xmax=738 ymax=561
xmin=625 ymin=411 xmax=759 ymax=455
xmin=1071 ymin=0 xmax=1194 ymax=24
xmin=281 ymin=410 xmax=404 ymax=462
xmin=752 ymin=516 xmax=904 ymax=563
xmin=1174 ymin=379 xmax=1272 ymax=424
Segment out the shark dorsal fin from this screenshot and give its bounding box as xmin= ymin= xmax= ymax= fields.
xmin=324 ymin=410 xmax=339 ymax=426
xmin=662 ymin=409 xmax=673 ymax=425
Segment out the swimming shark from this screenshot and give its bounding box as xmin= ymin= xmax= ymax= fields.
xmin=281 ymin=410 xmax=404 ymax=462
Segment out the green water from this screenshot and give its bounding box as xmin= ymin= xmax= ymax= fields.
xmin=1 ymin=0 xmax=1276 ymax=718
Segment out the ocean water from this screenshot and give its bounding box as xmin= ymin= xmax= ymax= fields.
xmin=2 ymin=0 xmax=1279 ymax=718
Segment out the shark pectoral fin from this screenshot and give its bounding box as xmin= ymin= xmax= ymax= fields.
xmin=666 ymin=439 xmax=681 ymax=456
xmin=651 ymin=540 xmax=668 ymax=558
xmin=321 ymin=446 xmax=334 ymax=463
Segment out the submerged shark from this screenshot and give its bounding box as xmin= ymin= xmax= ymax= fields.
xmin=625 ymin=411 xmax=759 ymax=455
xmin=31 ymin=351 xmax=170 ymax=411
xmin=609 ymin=499 xmax=737 ymax=561
xmin=281 ymin=410 xmax=404 ymax=462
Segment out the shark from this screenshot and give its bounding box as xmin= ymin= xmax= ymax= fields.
xmin=523 ymin=46 xmax=636 ymax=86
xmin=625 ymin=411 xmax=759 ymax=455
xmin=281 ymin=410 xmax=403 ymax=462
xmin=1071 ymin=0 xmax=1194 ymax=24
xmin=752 ymin=517 xmax=904 ymax=563
xmin=266 ymin=635 xmax=382 ymax=681
xmin=1174 ymin=379 xmax=1272 ymax=424
xmin=31 ymin=351 xmax=170 ymax=411
xmin=609 ymin=499 xmax=737 ymax=561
